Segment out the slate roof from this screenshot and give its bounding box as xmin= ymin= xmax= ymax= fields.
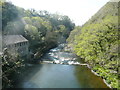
xmin=3 ymin=35 xmax=28 ymax=45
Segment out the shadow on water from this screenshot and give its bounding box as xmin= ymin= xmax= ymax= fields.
xmin=14 ymin=44 xmax=111 ymax=88
xmin=15 ymin=64 xmax=81 ymax=88
xmin=14 ymin=64 xmax=111 ymax=88
xmin=14 ymin=64 xmax=43 ymax=88
xmin=75 ymin=65 xmax=110 ymax=88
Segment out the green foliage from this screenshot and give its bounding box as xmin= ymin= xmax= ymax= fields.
xmin=4 ymin=20 xmax=24 ymax=35
xmin=93 ymin=65 xmax=118 ymax=88
xmin=3 ymin=3 xmax=73 ymax=65
xmin=1 ymin=1 xmax=75 ymax=54
xmin=67 ymin=26 xmax=81 ymax=44
xmin=23 ymin=17 xmax=32 ymax=25
xmin=2 ymin=1 xmax=18 ymax=30
xmin=25 ymin=24 xmax=39 ymax=38
xmin=1 ymin=1 xmax=75 ymax=88
xmin=67 ymin=2 xmax=119 ymax=88
xmin=2 ymin=50 xmax=25 ymax=88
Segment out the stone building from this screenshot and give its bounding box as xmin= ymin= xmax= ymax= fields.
xmin=3 ymin=35 xmax=29 ymax=57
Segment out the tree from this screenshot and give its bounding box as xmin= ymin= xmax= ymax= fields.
xmin=2 ymin=2 xmax=18 ymax=30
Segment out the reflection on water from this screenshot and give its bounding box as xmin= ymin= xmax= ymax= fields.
xmin=16 ymin=64 xmax=110 ymax=88
xmin=15 ymin=44 xmax=110 ymax=88
xmin=75 ymin=65 xmax=109 ymax=88
xmin=16 ymin=64 xmax=80 ymax=88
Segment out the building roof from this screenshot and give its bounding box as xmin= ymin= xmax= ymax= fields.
xmin=3 ymin=35 xmax=28 ymax=45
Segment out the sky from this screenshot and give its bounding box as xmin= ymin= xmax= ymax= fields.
xmin=8 ymin=0 xmax=110 ymax=26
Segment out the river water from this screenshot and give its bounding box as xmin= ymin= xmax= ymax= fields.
xmin=15 ymin=44 xmax=110 ymax=88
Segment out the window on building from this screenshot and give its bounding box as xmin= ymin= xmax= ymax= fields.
xmin=17 ymin=43 xmax=19 ymax=46
xmin=20 ymin=43 xmax=22 ymax=46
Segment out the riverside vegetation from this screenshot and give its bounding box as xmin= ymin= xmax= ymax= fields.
xmin=1 ymin=1 xmax=74 ymax=88
xmin=1 ymin=0 xmax=119 ymax=89
xmin=67 ymin=2 xmax=119 ymax=88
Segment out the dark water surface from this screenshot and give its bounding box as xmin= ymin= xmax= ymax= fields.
xmin=15 ymin=44 xmax=110 ymax=88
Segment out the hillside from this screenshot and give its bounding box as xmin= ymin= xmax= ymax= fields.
xmin=67 ymin=1 xmax=119 ymax=88
xmin=1 ymin=1 xmax=75 ymax=58
xmin=1 ymin=1 xmax=75 ymax=88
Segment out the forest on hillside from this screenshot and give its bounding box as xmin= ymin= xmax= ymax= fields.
xmin=2 ymin=1 xmax=75 ymax=58
xmin=0 ymin=0 xmax=119 ymax=89
xmin=1 ymin=1 xmax=75 ymax=88
xmin=67 ymin=2 xmax=119 ymax=88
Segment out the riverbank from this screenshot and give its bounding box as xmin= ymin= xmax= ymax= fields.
xmin=39 ymin=62 xmax=112 ymax=88
xmin=28 ymin=44 xmax=115 ymax=89
xmin=63 ymin=44 xmax=114 ymax=89
xmin=12 ymin=44 xmax=111 ymax=88
xmin=13 ymin=63 xmax=111 ymax=88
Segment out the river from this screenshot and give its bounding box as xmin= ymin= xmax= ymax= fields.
xmin=15 ymin=44 xmax=110 ymax=88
